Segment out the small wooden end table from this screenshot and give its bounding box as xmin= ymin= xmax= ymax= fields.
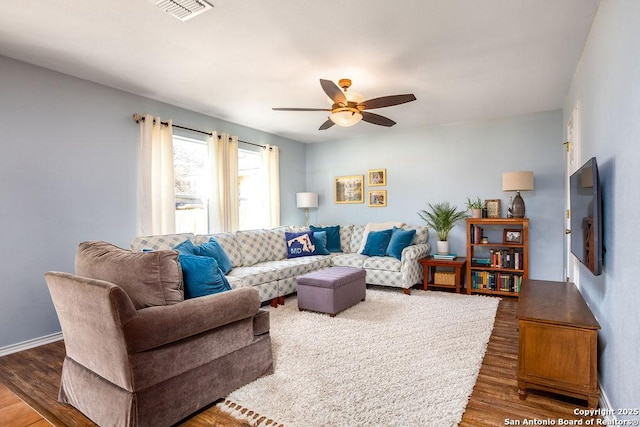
xmin=419 ymin=256 xmax=467 ymax=293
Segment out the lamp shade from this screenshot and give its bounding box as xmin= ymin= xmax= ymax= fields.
xmin=296 ymin=192 xmax=318 ymax=209
xmin=502 ymin=171 xmax=534 ymax=192
xmin=329 ymin=110 xmax=362 ymax=127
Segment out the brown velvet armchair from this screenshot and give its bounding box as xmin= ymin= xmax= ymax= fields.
xmin=45 ymin=242 xmax=273 ymax=427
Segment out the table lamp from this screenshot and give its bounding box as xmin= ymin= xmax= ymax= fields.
xmin=502 ymin=171 xmax=534 ymax=218
xmin=296 ymin=192 xmax=318 ymax=227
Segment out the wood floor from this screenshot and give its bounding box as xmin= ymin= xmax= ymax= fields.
xmin=0 ymin=296 xmax=601 ymax=426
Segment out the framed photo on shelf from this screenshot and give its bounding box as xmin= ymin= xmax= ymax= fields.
xmin=485 ymin=199 xmax=501 ymax=218
xmin=334 ymin=175 xmax=364 ymax=204
xmin=503 ymin=229 xmax=523 ymax=244
xmin=368 ymin=190 xmax=387 ymax=207
xmin=367 ymin=169 xmax=386 ymax=186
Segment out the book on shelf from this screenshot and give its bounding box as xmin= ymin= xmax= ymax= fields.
xmin=433 ymin=253 xmax=456 ymax=260
xmin=488 ymin=249 xmax=522 ymax=269
xmin=469 ymin=224 xmax=484 ymax=244
xmin=472 ymin=257 xmax=491 ymax=266
xmin=470 ymin=271 xmax=522 ymax=293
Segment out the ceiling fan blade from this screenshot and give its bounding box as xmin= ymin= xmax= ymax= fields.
xmin=320 ymin=79 xmax=347 ymax=104
xmin=319 ymin=119 xmax=335 ymax=130
xmin=361 ymin=111 xmax=396 ymax=127
xmin=358 ymin=94 xmax=416 ymax=110
xmin=272 ymin=107 xmax=331 ymax=111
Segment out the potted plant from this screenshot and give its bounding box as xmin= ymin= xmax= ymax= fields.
xmin=466 ymin=197 xmax=484 ymax=218
xmin=418 ymin=202 xmax=468 ymax=255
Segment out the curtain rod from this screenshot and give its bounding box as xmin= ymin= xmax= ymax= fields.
xmin=132 ymin=114 xmax=268 ymax=149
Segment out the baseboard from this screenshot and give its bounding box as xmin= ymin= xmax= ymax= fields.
xmin=0 ymin=332 xmax=63 ymax=357
xmin=599 ymin=385 xmax=617 ymax=422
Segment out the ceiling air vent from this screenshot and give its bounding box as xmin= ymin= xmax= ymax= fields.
xmin=153 ymin=0 xmax=213 ymax=21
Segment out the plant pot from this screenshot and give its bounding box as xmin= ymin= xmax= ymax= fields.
xmin=471 ymin=208 xmax=482 ymax=218
xmin=436 ymin=240 xmax=450 ymax=255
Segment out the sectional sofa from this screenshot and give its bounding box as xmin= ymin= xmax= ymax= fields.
xmin=130 ymin=224 xmax=430 ymax=306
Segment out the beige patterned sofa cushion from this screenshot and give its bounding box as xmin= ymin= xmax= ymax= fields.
xmin=403 ymin=225 xmax=429 ymax=244
xmin=193 ymin=233 xmax=243 ymax=267
xmin=349 ymin=225 xmax=365 ymax=253
xmin=235 ymin=229 xmax=274 ymax=266
xmin=267 ymin=227 xmax=291 ymax=261
xmin=130 ymin=233 xmax=193 ymax=252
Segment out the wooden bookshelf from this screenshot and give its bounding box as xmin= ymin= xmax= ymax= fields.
xmin=465 ymin=218 xmax=528 ymax=296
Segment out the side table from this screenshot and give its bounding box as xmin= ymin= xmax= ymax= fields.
xmin=419 ymin=256 xmax=467 ymax=293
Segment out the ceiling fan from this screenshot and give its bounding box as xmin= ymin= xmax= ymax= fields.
xmin=272 ymin=78 xmax=417 ymax=130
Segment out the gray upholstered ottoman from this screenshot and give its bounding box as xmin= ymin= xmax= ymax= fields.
xmin=296 ymin=267 xmax=366 ymax=317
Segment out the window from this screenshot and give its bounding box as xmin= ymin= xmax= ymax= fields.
xmin=173 ymin=136 xmax=274 ymax=233
xmin=173 ymin=135 xmax=209 ymax=234
xmin=238 ymin=147 xmax=268 ymax=230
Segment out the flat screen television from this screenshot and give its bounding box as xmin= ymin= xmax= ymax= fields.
xmin=570 ymin=157 xmax=603 ymax=276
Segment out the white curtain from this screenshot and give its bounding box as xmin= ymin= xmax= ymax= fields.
xmin=137 ymin=114 xmax=176 ymax=236
xmin=210 ymin=133 xmax=239 ymax=232
xmin=263 ymin=145 xmax=280 ymax=227
xmin=206 ymin=132 xmax=222 ymax=232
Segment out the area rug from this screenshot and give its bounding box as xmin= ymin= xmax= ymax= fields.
xmin=219 ymin=288 xmax=499 ymax=427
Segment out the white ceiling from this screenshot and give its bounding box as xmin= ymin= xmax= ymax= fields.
xmin=0 ymin=0 xmax=599 ymax=143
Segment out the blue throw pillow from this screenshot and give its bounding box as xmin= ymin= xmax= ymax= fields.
xmin=386 ymin=227 xmax=417 ymax=260
xmin=310 ymin=225 xmax=341 ymax=252
xmin=178 ymin=254 xmax=231 ymax=299
xmin=313 ymin=231 xmax=330 ymax=255
xmin=173 ymin=239 xmax=199 ymax=255
xmin=197 ymin=238 xmax=233 ymax=274
xmin=360 ymin=229 xmax=393 ymax=257
xmin=285 ymin=231 xmax=316 ymax=258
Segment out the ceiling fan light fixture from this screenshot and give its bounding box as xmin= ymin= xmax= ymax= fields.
xmin=345 ymin=90 xmax=364 ymax=104
xmin=273 ymin=78 xmax=416 ymax=130
xmin=329 ymin=109 xmax=363 ymax=127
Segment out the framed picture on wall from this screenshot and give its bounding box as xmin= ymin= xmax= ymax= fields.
xmin=368 ymin=190 xmax=387 ymax=207
xmin=334 ymin=175 xmax=364 ymax=204
xmin=367 ymin=169 xmax=386 ymax=186
xmin=485 ymin=199 xmax=501 ymax=218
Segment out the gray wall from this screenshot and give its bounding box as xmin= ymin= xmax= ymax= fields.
xmin=305 ymin=110 xmax=565 ymax=281
xmin=0 ymin=55 xmax=307 ymax=348
xmin=563 ymin=0 xmax=640 ymax=416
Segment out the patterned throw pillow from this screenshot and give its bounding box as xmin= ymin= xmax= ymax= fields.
xmin=285 ymin=231 xmax=316 ymax=258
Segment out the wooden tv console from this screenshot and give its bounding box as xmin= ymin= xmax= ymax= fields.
xmin=517 ymin=279 xmax=600 ymax=408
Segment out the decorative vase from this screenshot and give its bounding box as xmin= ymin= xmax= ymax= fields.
xmin=436 ymin=240 xmax=450 ymax=255
xmin=471 ymin=208 xmax=482 ymax=218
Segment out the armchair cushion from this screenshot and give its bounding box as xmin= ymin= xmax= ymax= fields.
xmin=75 ymin=241 xmax=183 ymax=309
xmin=123 ymin=287 xmax=260 ymax=353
